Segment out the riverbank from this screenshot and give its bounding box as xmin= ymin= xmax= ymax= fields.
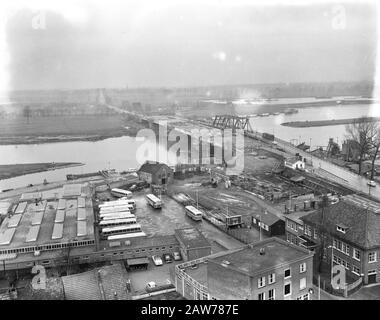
xmin=282 ymin=116 xmax=380 ymax=128
xmin=0 ymin=162 xmax=84 ymax=181
xmin=0 ymin=115 xmax=144 ymax=145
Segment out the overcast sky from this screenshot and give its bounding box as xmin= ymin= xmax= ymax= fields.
xmin=3 ymin=0 xmax=378 ymax=90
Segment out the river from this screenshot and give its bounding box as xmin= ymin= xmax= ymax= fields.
xmin=0 ymin=102 xmax=378 ymax=190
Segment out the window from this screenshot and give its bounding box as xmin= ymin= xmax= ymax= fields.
xmin=336 ymin=225 xmax=346 ymax=234
xmin=258 ymin=292 xmax=265 ymax=300
xmin=286 ymin=233 xmax=291 ymax=242
xmin=284 ymin=268 xmax=291 ymax=279
xmin=258 ymin=276 xmax=266 ymax=288
xmin=300 ymin=263 xmax=306 ymax=273
xmin=304 ymin=225 xmax=312 ymax=237
xmin=300 ymin=278 xmax=306 ymax=290
xmin=352 ymin=265 xmax=361 ymax=276
xmin=268 ymin=273 xmax=276 ymax=284
xmin=297 ymin=293 xmax=310 ymax=300
xmin=268 ymin=289 xmax=275 ymax=300
xmin=369 ymin=252 xmax=377 ymax=263
xmin=284 ymin=283 xmax=291 ymax=297
xmin=353 ymin=248 xmax=361 ymax=261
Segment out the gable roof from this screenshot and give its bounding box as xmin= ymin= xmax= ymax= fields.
xmin=138 ymin=162 xmax=170 ymax=175
xmin=257 ymin=211 xmax=283 ymax=226
xmin=301 ymin=195 xmax=380 ymax=249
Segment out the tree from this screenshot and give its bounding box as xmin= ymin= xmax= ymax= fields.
xmin=345 ymin=117 xmax=377 ymax=175
xmin=368 ymin=122 xmax=380 ymax=180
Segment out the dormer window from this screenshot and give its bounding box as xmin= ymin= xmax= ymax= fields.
xmin=336 ymin=225 xmax=347 ymax=234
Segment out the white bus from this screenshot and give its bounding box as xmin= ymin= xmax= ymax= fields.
xmin=185 ymin=205 xmax=203 ymax=222
xmin=107 ymin=231 xmax=146 ymax=241
xmin=99 ymin=204 xmax=134 ymax=214
xmin=146 ymin=194 xmax=162 ymax=209
xmin=100 ymin=223 xmax=142 ymax=239
xmin=99 ymin=217 xmax=137 ymax=228
xmin=111 ymin=188 xmax=132 ymax=198
xmin=99 ymin=212 xmax=135 ymax=220
xmin=99 ymin=199 xmax=136 ymax=210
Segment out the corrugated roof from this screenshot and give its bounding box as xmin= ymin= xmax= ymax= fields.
xmin=8 ymin=214 xmax=22 ymax=228
xmin=25 ymin=225 xmax=40 ymax=242
xmin=52 ymin=223 xmax=64 ymax=240
xmin=0 ymin=228 xmax=16 ymax=245
xmin=77 ymin=208 xmax=87 ymax=221
xmin=55 ymin=209 xmax=65 ymax=223
xmin=77 ymin=220 xmax=87 ymax=237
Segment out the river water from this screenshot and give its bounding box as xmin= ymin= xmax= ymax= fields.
xmin=0 ymin=102 xmax=378 ymax=190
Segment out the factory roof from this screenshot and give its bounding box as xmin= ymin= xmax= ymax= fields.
xmin=0 ymin=195 xmax=94 ymax=250
xmin=174 ymin=227 xmax=211 ymax=249
xmin=208 ymin=237 xmax=312 ymax=277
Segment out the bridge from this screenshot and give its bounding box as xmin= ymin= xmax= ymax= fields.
xmin=212 ymin=115 xmax=253 ymax=132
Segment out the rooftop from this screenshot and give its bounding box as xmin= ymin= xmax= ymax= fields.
xmin=138 ymin=161 xmax=171 ymax=175
xmin=301 ymin=195 xmax=380 ymax=249
xmin=0 ymin=185 xmax=94 ymax=250
xmin=285 ymin=210 xmax=316 ymax=225
xmin=208 ymin=237 xmax=312 ymax=277
xmin=256 ymin=210 xmax=283 ymax=226
xmin=61 ymin=262 xmax=131 ymax=300
xmin=175 ymin=227 xmax=211 ymax=249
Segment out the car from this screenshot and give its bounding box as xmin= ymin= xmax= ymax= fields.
xmin=163 ymin=253 xmax=173 ymax=263
xmin=152 ymin=255 xmax=163 ymax=266
xmin=146 ymin=281 xmax=156 ymax=291
xmin=173 ymin=252 xmax=182 ymax=261
xmin=368 ymin=180 xmax=377 ymax=188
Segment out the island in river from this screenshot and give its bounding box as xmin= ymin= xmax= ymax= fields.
xmin=0 ymin=162 xmax=84 ymax=182
xmin=282 ymin=116 xmax=380 ymax=128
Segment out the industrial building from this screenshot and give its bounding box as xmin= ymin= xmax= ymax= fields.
xmin=137 ymin=161 xmax=174 ymax=186
xmin=174 ymin=227 xmax=211 ymax=261
xmin=175 ymin=237 xmax=314 ymax=300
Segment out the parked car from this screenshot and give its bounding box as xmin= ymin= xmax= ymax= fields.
xmin=173 ymin=251 xmax=182 ymax=261
xmin=152 ymin=255 xmax=163 ymax=266
xmin=146 ymin=281 xmax=156 ymax=291
xmin=163 ymin=253 xmax=173 ymax=263
xmin=368 ymin=180 xmax=377 ymax=187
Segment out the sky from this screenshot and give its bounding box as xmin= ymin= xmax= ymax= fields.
xmin=1 ymin=0 xmax=378 ymax=90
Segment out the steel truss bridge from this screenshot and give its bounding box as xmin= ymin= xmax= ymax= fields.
xmin=212 ymin=115 xmax=253 ymax=132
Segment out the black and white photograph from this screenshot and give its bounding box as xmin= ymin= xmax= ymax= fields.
xmin=0 ymin=0 xmax=379 ymax=307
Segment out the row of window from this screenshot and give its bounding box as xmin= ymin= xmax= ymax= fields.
xmin=333 ymin=255 xmax=361 ymax=275
xmin=258 ymin=288 xmax=275 ymax=300
xmin=0 ymin=240 xmax=95 ymax=255
xmin=304 ymin=224 xmax=318 ymax=240
xmin=286 ymin=220 xmax=299 ymax=232
xmin=257 ymin=263 xmax=307 ymax=289
xmin=333 ymin=238 xmax=378 ymax=264
xmin=252 ymin=218 xmax=269 ymax=231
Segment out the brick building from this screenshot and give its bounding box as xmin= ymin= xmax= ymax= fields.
xmin=174 ymin=227 xmax=211 ymax=261
xmin=300 ymin=194 xmax=380 ymax=285
xmin=137 ymin=161 xmax=173 ymax=186
xmin=175 ymin=237 xmax=314 ymax=300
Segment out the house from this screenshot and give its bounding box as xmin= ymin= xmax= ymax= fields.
xmin=300 ymin=194 xmax=380 ymax=285
xmin=137 ymin=161 xmax=173 ymax=186
xmin=285 ymin=210 xmax=318 ymax=250
xmin=174 ymin=227 xmax=211 ymax=261
xmin=175 ymin=237 xmax=314 ymax=300
xmin=284 ymin=157 xmax=305 ymax=170
xmin=251 ymin=211 xmax=285 ymax=237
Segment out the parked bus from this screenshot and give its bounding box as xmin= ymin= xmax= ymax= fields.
xmin=99 ymin=199 xmax=136 ymax=210
xmin=185 ymin=205 xmax=203 ymax=222
xmin=111 ymin=188 xmax=132 ymax=198
xmin=99 ymin=204 xmax=134 ymax=214
xmin=100 ymin=224 xmax=142 ymax=239
xmin=107 ymin=231 xmax=146 ymax=241
xmin=99 ymin=211 xmax=134 ymax=220
xmin=146 ymin=194 xmax=162 ymax=209
xmin=99 ymin=217 xmax=137 ymax=228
